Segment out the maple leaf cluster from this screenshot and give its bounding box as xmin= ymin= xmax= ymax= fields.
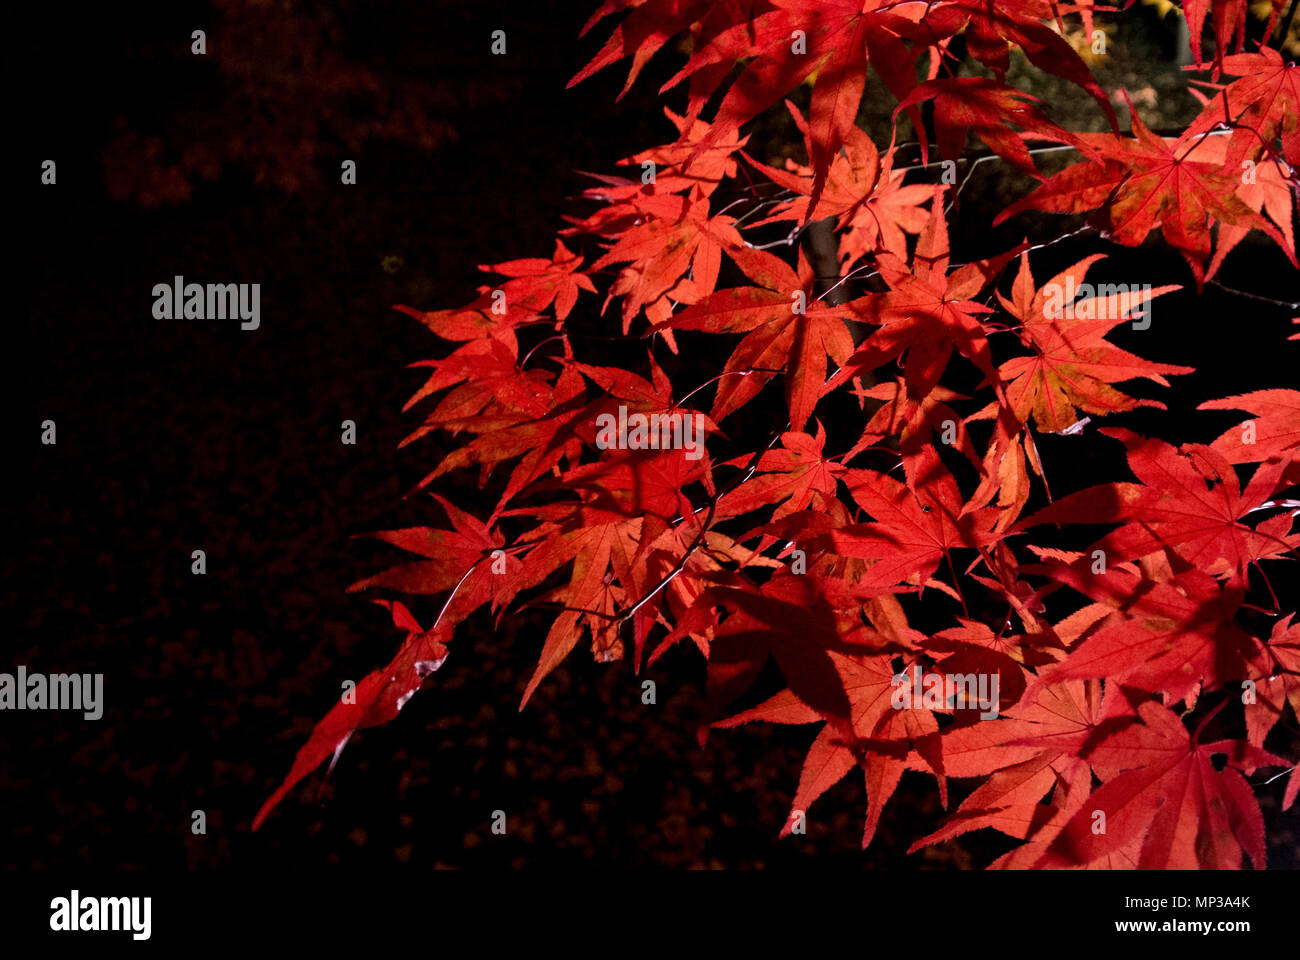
xmin=256 ymin=0 xmax=1299 ymax=868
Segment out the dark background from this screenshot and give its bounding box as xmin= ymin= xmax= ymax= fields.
xmin=9 ymin=1 xmax=1298 ymax=869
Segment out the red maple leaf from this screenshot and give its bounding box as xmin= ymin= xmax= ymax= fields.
xmin=1036 ymin=700 xmax=1287 ymax=869
xmin=1245 ymin=614 xmax=1300 ymax=748
xmin=912 ymin=679 xmax=1131 ymax=853
xmin=896 ymin=77 xmax=1085 ymax=179
xmin=1200 ymin=388 xmax=1300 ymax=466
xmin=253 ymin=601 xmax=450 ymax=830
xmin=996 ymin=100 xmax=1291 ymax=286
xmin=981 ymin=252 xmax=1189 ymax=433
xmin=826 ymin=193 xmax=1021 ymax=403
xmin=715 ymin=644 xmax=946 ymax=848
xmin=809 ymin=447 xmax=1007 ymax=595
xmin=653 ymin=0 xmax=923 ymax=212
xmin=348 ymin=494 xmax=521 ymax=622
xmin=1026 ymin=563 xmax=1270 ymax=703
xmin=652 ymin=246 xmax=858 ymax=429
xmin=1024 ymin=427 xmax=1298 ymax=585
xmin=742 ymin=101 xmax=934 ymax=268
xmin=254 ymin=0 xmax=1299 ymax=866
xmin=714 ymin=422 xmax=846 ymax=522
xmin=1187 ymin=45 xmax=1300 ymax=166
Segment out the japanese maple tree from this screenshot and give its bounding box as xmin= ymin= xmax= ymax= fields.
xmin=254 ymin=0 xmax=1299 ymax=869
